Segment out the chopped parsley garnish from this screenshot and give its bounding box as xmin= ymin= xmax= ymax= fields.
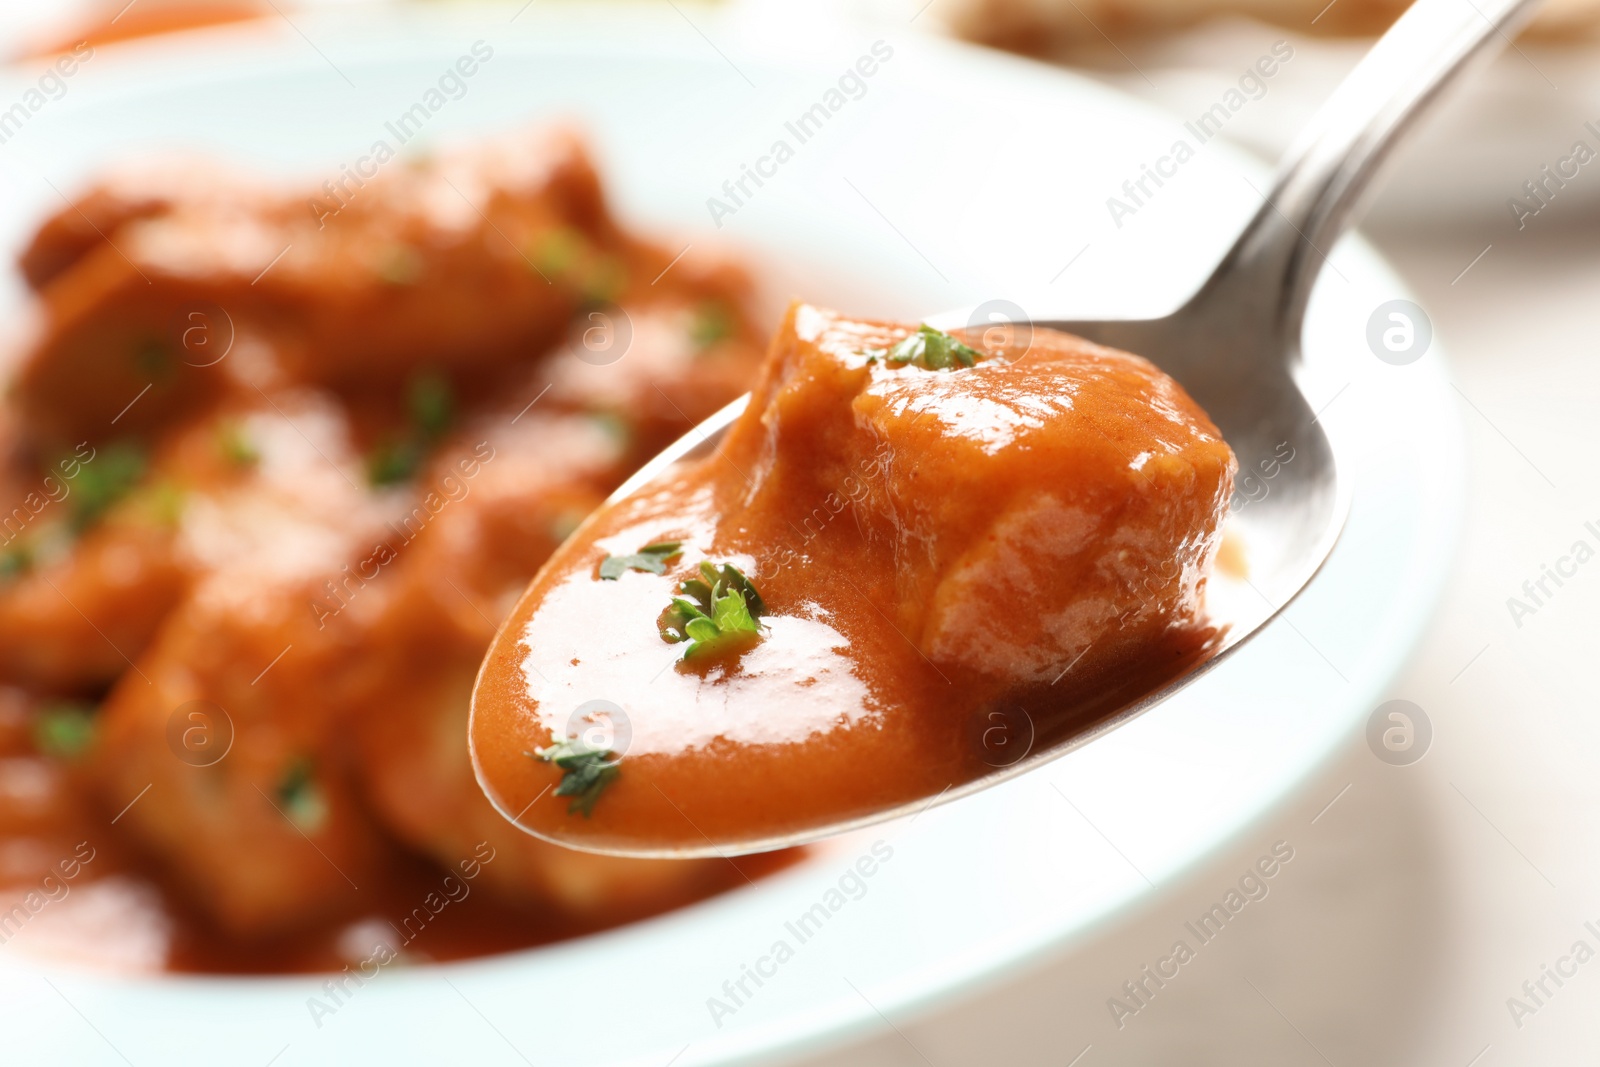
xmin=658 ymin=561 xmax=766 ymax=659
xmin=599 ymin=540 xmax=682 ymax=579
xmin=366 ymin=440 xmax=423 ymax=487
xmin=408 ymin=372 xmax=454 ymax=439
xmin=275 ymin=758 xmax=329 ymax=833
xmin=533 ymin=738 xmax=619 ymax=816
xmin=689 ymin=301 xmax=734 ymax=351
xmin=69 ymin=443 xmax=147 ymax=532
xmin=217 ymin=421 xmax=261 ymax=468
xmin=33 ymin=701 xmax=96 ymax=760
xmin=534 ymin=227 xmax=586 ymax=278
xmin=548 ymin=509 xmax=587 ymax=544
xmin=377 ymin=245 xmax=424 ymax=286
xmin=137 ymin=481 xmax=188 ymax=528
xmin=367 ymin=371 xmax=455 ymax=486
xmin=530 ymin=227 xmax=626 ymax=305
xmin=581 ymin=256 xmax=627 ymax=306
xmin=589 ymin=411 xmax=631 ymax=449
xmin=871 ymin=324 xmax=983 ymax=370
xmin=134 ymin=338 xmax=175 ymax=381
xmin=0 ymin=543 xmax=32 ymax=583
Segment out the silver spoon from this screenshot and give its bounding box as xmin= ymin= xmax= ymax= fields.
xmin=485 ymin=0 xmax=1537 ymax=856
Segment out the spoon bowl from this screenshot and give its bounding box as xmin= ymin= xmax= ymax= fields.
xmin=473 ymin=0 xmax=1537 ymax=857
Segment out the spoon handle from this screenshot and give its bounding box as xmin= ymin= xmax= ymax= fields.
xmin=1198 ymin=0 xmax=1542 ymax=351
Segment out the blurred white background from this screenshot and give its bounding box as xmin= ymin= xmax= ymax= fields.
xmin=4 ymin=2 xmax=1598 ymax=1063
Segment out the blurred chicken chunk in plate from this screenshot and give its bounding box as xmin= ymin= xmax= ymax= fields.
xmin=0 ymin=124 xmax=792 ymax=968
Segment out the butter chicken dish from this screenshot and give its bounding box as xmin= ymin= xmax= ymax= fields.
xmin=0 ymin=119 xmax=1239 ymax=970
xmin=472 ymin=302 xmax=1239 ymax=855
xmin=0 ymin=125 xmax=795 ymax=972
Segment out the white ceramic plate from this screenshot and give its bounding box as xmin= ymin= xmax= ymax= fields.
xmin=0 ymin=5 xmax=1461 ymax=1064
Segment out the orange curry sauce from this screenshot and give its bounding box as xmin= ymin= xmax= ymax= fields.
xmin=473 ymin=304 xmax=1237 ymax=855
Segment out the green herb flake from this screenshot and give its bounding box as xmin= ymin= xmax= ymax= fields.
xmin=548 ymin=509 xmax=587 ymax=545
xmin=366 ymin=440 xmax=422 ymax=487
xmin=532 ymin=738 xmax=620 ymax=817
xmin=531 ymin=225 xmax=628 ymax=306
xmin=580 ymin=256 xmax=628 ymax=307
xmin=33 ymin=701 xmax=96 ymax=761
xmin=136 ymin=481 xmax=187 ymax=528
xmin=377 ymin=245 xmax=425 ymax=286
xmin=275 ymin=758 xmax=329 ymax=833
xmin=588 ymin=411 xmax=632 ymax=449
xmin=0 ymin=543 xmax=33 ymax=583
xmin=599 ymin=541 xmax=682 ymax=580
xmin=657 ymin=561 xmax=766 ymax=659
xmin=408 ymin=372 xmax=454 ymax=440
xmin=688 ymin=301 xmax=734 ymax=351
xmin=365 ymin=372 xmax=454 ymax=487
xmin=534 ymin=227 xmax=588 ymax=279
xmin=217 ymin=421 xmax=261 ymax=468
xmin=887 ymin=324 xmax=983 ymax=371
xmin=134 ymin=338 xmax=175 ymax=382
xmin=69 ymin=443 xmax=147 ymax=532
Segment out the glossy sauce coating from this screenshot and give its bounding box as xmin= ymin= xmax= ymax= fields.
xmin=473 ymin=304 xmax=1237 ymax=854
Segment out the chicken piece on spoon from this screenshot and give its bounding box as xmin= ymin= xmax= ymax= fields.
xmin=471 ymin=303 xmax=1235 ymax=856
